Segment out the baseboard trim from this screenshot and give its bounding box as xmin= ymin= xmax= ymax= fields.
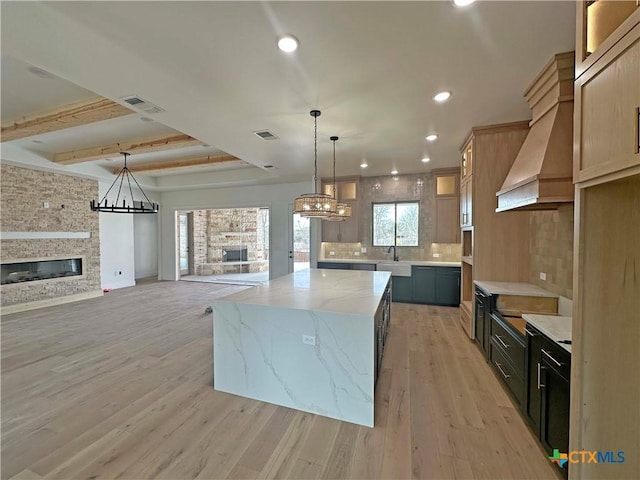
xmin=1 ymin=290 xmax=104 ymax=315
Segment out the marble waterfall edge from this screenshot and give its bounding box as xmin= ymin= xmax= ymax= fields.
xmin=213 ymin=301 xmax=375 ymax=427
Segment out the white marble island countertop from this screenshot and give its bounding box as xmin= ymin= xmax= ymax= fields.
xmin=523 ymin=314 xmax=572 ymax=353
xmin=217 ymin=268 xmax=391 ymax=316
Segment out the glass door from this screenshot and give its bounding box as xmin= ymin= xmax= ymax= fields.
xmin=289 ymin=207 xmax=310 ymax=273
xmin=178 ymin=213 xmax=190 ymax=276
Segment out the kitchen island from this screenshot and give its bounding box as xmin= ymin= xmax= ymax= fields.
xmin=212 ymin=268 xmax=391 ymax=427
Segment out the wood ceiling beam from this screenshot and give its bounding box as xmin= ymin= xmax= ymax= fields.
xmin=53 ymin=134 xmax=202 ymax=165
xmin=1 ymin=97 xmax=134 ymax=143
xmin=113 ymin=154 xmax=242 ymax=174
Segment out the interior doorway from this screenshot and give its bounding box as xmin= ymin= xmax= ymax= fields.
xmin=289 ymin=209 xmax=310 ymax=274
xmin=178 ymin=212 xmax=191 ymax=276
xmin=178 ymin=207 xmax=270 ymax=285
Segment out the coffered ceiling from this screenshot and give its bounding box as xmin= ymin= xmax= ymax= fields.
xmin=0 ymin=1 xmax=576 ymax=190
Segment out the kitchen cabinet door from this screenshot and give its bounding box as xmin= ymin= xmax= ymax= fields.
xmin=435 ymin=196 xmax=460 ymax=243
xmin=575 ymin=27 xmax=640 ymax=184
xmin=391 ymin=276 xmax=413 ymax=303
xmin=460 ymin=179 xmax=473 ymax=227
xmin=540 ymin=352 xmax=570 ymax=477
xmin=412 ymin=266 xmax=436 ymax=304
xmin=435 ymin=268 xmax=460 ymax=306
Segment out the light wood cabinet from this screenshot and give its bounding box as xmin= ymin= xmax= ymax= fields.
xmin=321 ymin=177 xmax=360 ymax=243
xmin=460 ymin=178 xmax=472 ymax=228
xmin=574 ymin=12 xmax=640 ymax=184
xmin=433 ymin=168 xmax=460 ymax=244
xmin=570 ymin=6 xmax=640 ymax=479
xmin=457 ymin=122 xmax=531 ymax=338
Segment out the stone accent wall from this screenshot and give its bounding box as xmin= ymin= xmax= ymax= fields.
xmin=529 ymin=205 xmax=574 ymax=299
xmin=321 ymin=173 xmax=461 ymax=262
xmin=1 ymin=164 xmax=101 ymax=306
xmin=192 ymin=208 xmax=269 ymax=275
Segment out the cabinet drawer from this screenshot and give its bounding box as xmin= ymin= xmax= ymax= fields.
xmin=490 ymin=338 xmax=525 ymax=406
xmin=490 ymin=313 xmax=525 ymax=378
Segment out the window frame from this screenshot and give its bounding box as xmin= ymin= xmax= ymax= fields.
xmin=371 ymin=200 xmax=420 ymax=247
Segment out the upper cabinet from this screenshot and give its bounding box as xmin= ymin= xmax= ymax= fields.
xmin=321 ymin=177 xmax=360 ymax=243
xmin=574 ymin=4 xmax=640 ymax=185
xmin=433 ymin=168 xmax=461 ymax=243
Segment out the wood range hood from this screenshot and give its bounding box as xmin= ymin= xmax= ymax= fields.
xmin=496 ymin=52 xmax=575 ymax=212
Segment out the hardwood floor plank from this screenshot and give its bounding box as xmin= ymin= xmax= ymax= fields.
xmin=1 ymin=281 xmax=558 ymax=480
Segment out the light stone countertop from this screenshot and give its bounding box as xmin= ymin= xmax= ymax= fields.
xmin=318 ymin=258 xmax=462 ymax=267
xmin=523 ymin=313 xmax=572 ymax=353
xmin=215 ymin=268 xmax=391 ymax=316
xmin=474 ymin=280 xmax=559 ymax=298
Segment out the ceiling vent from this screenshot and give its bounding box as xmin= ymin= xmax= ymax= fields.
xmin=254 ymin=130 xmax=278 ymax=140
xmin=119 ymin=95 xmax=165 ymax=114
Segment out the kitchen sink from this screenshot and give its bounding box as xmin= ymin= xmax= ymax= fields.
xmin=377 ymin=262 xmax=411 ymax=277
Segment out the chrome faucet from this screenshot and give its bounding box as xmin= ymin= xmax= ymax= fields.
xmin=387 ymin=245 xmax=399 ymax=261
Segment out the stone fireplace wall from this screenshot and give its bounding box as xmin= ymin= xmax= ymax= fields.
xmin=0 ymin=164 xmax=101 ymax=306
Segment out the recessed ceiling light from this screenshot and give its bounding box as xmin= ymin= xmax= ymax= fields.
xmin=277 ymin=35 xmax=299 ymax=53
xmin=391 ymin=169 xmax=398 ymax=175
xmin=360 ymin=162 xmax=368 ymax=168
xmin=453 ymin=0 xmax=476 ymax=7
xmin=425 ymin=134 xmax=438 ymax=142
xmin=433 ymin=91 xmax=451 ymax=103
xmin=421 ymin=157 xmax=430 ymax=163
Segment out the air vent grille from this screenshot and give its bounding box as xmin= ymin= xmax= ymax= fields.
xmin=254 ymin=130 xmax=278 ymax=140
xmin=120 ymin=95 xmax=165 ymax=114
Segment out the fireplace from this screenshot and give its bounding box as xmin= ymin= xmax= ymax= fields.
xmin=1 ymin=257 xmax=84 ymax=285
xmin=222 ymin=247 xmax=247 ymax=262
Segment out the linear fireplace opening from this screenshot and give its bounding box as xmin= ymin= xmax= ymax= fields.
xmin=222 ymin=246 xmax=248 ymax=263
xmin=1 ymin=257 xmax=83 ymax=285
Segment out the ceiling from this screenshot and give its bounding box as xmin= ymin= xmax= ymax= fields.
xmin=0 ymin=1 xmax=576 ymax=190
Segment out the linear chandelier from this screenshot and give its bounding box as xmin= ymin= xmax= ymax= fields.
xmin=293 ymin=110 xmax=337 ymax=218
xmin=90 ymin=152 xmax=158 ymax=213
xmin=323 ymin=136 xmax=352 ymax=222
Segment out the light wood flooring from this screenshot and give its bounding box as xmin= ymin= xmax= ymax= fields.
xmin=1 ymin=281 xmax=559 ymax=480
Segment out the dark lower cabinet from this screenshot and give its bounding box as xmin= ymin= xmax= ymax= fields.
xmin=489 ymin=313 xmax=526 ymax=408
xmin=435 ymin=268 xmax=460 ymax=306
xmin=351 ymin=263 xmax=376 ymax=271
xmin=474 ymin=287 xmax=491 ymax=358
xmin=525 ymin=324 xmax=570 ymax=478
xmin=317 ymin=261 xmax=350 ymax=270
xmin=391 ymin=276 xmax=413 ymax=303
xmin=412 ymin=266 xmax=460 ymax=306
xmin=412 ymin=266 xmax=436 ymax=304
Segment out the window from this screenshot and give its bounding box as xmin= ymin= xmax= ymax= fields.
xmin=372 ymin=202 xmax=419 ymax=246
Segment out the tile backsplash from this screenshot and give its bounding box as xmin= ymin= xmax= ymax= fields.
xmin=321 ymin=241 xmax=462 ymax=262
xmin=320 ymin=172 xmax=461 ymax=262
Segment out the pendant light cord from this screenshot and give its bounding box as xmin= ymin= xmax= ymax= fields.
xmin=313 ymin=113 xmax=318 ymax=193
xmin=332 ymin=138 xmax=337 ymax=199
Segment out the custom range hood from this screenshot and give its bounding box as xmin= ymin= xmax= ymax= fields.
xmin=496 ymin=52 xmax=575 ymax=212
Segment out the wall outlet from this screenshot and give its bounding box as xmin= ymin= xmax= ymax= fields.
xmin=302 ymin=335 xmax=316 ymax=346
xmin=329 ymin=251 xmax=335 ymax=256
xmin=361 ymin=247 xmax=367 ymax=253
xmin=43 ymin=202 xmax=50 ymax=209
xmin=354 ymin=251 xmax=360 ymax=256
xmin=433 ymin=253 xmax=441 ymax=258
xmin=539 ymin=272 xmax=547 ymax=281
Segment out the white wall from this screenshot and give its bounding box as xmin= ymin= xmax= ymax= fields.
xmin=98 ymin=181 xmax=136 ymax=290
xmin=159 ymin=181 xmax=312 ymax=281
xmin=133 ymin=214 xmax=158 ymax=279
